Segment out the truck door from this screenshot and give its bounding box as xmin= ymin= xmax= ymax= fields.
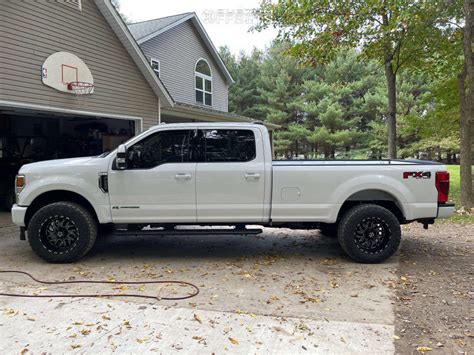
xmin=108 ymin=129 xmax=196 ymax=223
xmin=195 ymin=128 xmax=266 ymax=223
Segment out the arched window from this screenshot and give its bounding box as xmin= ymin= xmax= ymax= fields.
xmin=195 ymin=59 xmax=212 ymax=106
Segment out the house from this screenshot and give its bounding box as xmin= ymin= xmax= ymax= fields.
xmin=0 ymin=0 xmax=276 ymax=208
xmin=0 ymin=1 xmax=274 ymax=153
xmin=128 ymin=12 xmax=278 ymax=127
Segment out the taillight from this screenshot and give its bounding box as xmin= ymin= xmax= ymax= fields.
xmin=435 ymin=171 xmax=450 ymax=203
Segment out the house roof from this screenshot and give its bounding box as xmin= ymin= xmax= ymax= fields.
xmin=128 ymin=13 xmax=235 ymax=84
xmin=94 ymin=0 xmax=174 ymax=107
xmin=128 ymin=13 xmax=192 ymax=41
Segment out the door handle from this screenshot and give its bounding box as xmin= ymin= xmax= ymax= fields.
xmin=245 ymin=173 xmax=261 ymax=180
xmin=175 ymin=173 xmax=192 ymax=180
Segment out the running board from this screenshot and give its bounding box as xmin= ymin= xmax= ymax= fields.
xmin=115 ymin=228 xmax=263 ymax=236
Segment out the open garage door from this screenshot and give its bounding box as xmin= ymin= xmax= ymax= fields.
xmin=0 ymin=108 xmax=139 ymax=210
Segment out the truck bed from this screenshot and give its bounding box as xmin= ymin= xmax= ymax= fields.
xmin=272 ymin=159 xmax=443 ymax=166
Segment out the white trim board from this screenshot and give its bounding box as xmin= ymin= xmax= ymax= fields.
xmin=0 ymin=100 xmax=144 ymax=132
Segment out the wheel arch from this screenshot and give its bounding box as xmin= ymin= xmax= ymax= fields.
xmin=25 ymin=190 xmax=98 ymax=228
xmin=336 ymin=189 xmax=406 ymax=223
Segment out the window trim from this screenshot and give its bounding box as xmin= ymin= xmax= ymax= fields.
xmin=194 ymin=58 xmax=212 ymax=107
xmin=150 ymin=58 xmax=160 ymax=77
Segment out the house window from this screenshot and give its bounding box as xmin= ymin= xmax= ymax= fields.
xmin=150 ymin=58 xmax=160 ymax=78
xmin=195 ymin=59 xmax=212 ymax=106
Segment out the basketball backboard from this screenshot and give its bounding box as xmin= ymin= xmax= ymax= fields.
xmin=41 ymin=52 xmax=94 ymax=94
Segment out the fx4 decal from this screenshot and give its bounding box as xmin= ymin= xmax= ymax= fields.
xmin=403 ymin=171 xmax=431 ymax=179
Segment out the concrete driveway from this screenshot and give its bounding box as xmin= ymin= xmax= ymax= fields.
xmin=0 ymin=212 xmax=397 ymax=354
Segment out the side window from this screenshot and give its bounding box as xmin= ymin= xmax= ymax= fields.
xmin=127 ymin=130 xmax=190 ymax=169
xmin=195 ymin=59 xmax=212 ymax=106
xmin=203 ymin=129 xmax=256 ymax=162
xmin=150 ymin=58 xmax=160 ymax=77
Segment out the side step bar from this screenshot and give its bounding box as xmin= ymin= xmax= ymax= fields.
xmin=115 ymin=228 xmax=263 ymax=236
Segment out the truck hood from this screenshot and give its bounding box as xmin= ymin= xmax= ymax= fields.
xmin=19 ymin=156 xmax=101 ymax=174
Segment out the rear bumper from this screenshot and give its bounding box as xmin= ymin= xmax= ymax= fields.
xmin=437 ymin=203 xmax=455 ymax=219
xmin=11 ymin=204 xmax=27 ymax=227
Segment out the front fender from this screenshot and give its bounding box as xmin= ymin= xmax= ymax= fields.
xmin=18 ymin=177 xmax=111 ymax=223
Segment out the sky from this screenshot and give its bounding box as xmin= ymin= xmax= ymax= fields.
xmin=119 ymin=0 xmax=278 ymax=55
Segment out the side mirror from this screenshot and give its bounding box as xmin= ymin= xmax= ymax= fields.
xmin=115 ymin=144 xmax=128 ymax=170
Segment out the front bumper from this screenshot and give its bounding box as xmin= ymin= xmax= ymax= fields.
xmin=437 ymin=203 xmax=455 ymax=219
xmin=11 ymin=204 xmax=27 ymax=227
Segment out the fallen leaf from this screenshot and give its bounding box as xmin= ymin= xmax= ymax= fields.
xmin=136 ymin=336 xmax=149 ymax=344
xmin=102 ymin=315 xmax=111 ymax=321
xmin=20 ymin=348 xmax=28 ymax=355
xmin=393 ymin=335 xmax=400 ymax=340
xmin=26 ymin=316 xmax=36 ymax=321
xmin=249 ymin=313 xmax=257 ymax=318
xmin=71 ymin=344 xmax=81 ymax=349
xmin=193 ymin=313 xmax=202 ymax=324
xmin=416 ymin=346 xmax=432 ymax=352
xmin=3 ymin=308 xmax=16 ymax=316
xmin=228 ymin=337 xmax=239 ymax=345
xmin=81 ymin=329 xmax=91 ymax=336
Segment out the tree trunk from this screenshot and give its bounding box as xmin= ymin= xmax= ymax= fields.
xmin=384 ymin=61 xmax=397 ymax=159
xmin=459 ymin=67 xmax=472 ymax=209
xmin=459 ymin=0 xmax=473 ymax=209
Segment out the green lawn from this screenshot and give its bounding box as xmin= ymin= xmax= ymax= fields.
xmin=445 ymin=165 xmax=474 ymax=224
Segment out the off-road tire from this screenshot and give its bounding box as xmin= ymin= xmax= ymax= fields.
xmin=28 ymin=202 xmax=97 ymax=263
xmin=337 ymin=204 xmax=401 ymax=263
xmin=319 ymin=223 xmax=338 ymax=238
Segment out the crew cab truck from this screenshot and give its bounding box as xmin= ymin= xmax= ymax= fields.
xmin=11 ymin=123 xmax=454 ymax=264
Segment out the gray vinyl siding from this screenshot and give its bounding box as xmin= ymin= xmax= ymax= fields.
xmin=0 ymin=0 xmax=159 ymax=129
xmin=140 ymin=21 xmax=229 ymax=112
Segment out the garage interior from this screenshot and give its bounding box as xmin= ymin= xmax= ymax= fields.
xmin=0 ymin=107 xmax=138 ymax=209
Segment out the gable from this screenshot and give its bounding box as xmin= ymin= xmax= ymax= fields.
xmin=130 ymin=13 xmax=233 ymax=85
xmin=140 ymin=20 xmax=229 ymax=112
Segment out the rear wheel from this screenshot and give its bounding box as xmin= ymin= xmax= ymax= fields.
xmin=27 ymin=202 xmax=97 ymax=263
xmin=337 ymin=204 xmax=401 ymax=263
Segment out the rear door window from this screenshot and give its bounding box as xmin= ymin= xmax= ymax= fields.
xmin=200 ymin=129 xmax=256 ymax=162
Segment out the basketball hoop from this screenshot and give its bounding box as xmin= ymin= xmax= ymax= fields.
xmin=67 ymin=81 xmax=94 ymax=95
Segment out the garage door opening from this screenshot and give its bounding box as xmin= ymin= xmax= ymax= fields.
xmin=0 ymin=110 xmax=139 ymax=209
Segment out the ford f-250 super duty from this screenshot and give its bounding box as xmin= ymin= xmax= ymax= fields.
xmin=11 ymin=123 xmax=454 ymax=264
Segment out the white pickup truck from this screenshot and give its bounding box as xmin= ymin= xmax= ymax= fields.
xmin=12 ymin=123 xmax=454 ymax=264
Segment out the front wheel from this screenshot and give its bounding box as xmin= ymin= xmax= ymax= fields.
xmin=337 ymin=204 xmax=401 ymax=263
xmin=28 ymin=202 xmax=97 ymax=263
